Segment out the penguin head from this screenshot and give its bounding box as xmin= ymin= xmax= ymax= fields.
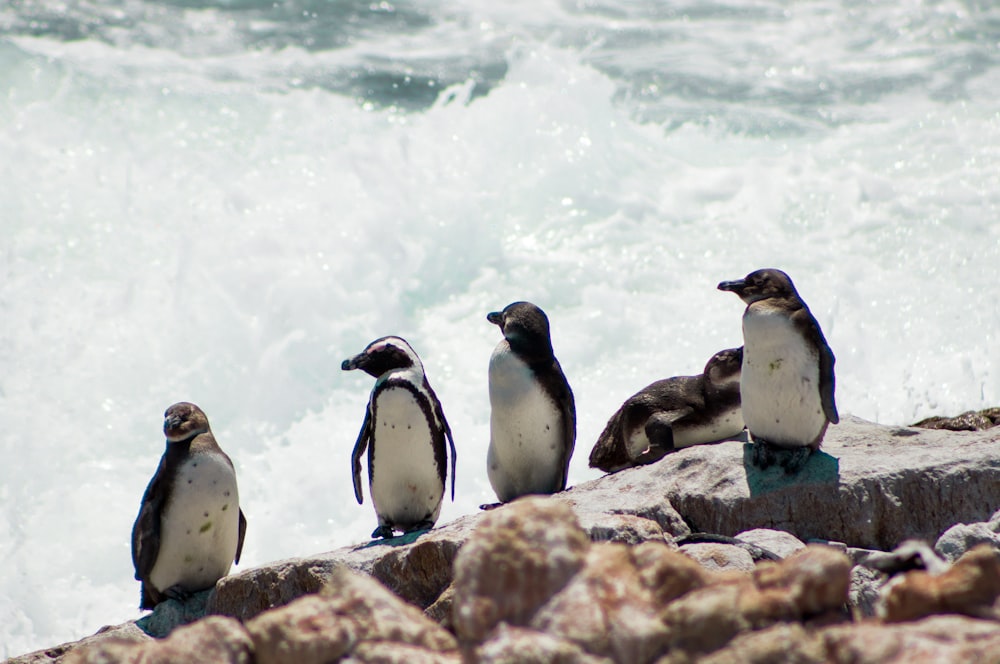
xmin=487 ymin=301 xmax=554 ymax=359
xmin=342 ymin=336 xmax=423 ymax=379
xmin=704 ymin=346 xmax=743 ymax=386
xmin=163 ymin=402 xmax=211 ymax=442
xmin=717 ymin=268 xmax=798 ymax=305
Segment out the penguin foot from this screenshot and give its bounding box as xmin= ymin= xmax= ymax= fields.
xmin=779 ymin=446 xmax=813 ymax=474
xmin=371 ymin=524 xmax=396 ymax=539
xmin=750 ymin=438 xmax=777 ymax=470
xmin=633 ymin=444 xmax=670 ymax=467
xmin=162 ymin=584 xmax=193 ymax=603
xmin=404 ymin=520 xmax=435 ymax=534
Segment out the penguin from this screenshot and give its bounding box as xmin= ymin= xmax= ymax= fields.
xmin=131 ymin=402 xmax=247 ymax=610
xmin=717 ymin=268 xmax=839 ymax=473
xmin=342 ymin=336 xmax=457 ymax=539
xmin=485 ymin=301 xmax=576 ymax=507
xmin=588 ymin=347 xmax=745 ymax=473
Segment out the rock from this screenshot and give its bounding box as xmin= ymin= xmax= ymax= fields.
xmin=752 ymin=545 xmax=853 ymax=618
xmin=913 ymin=407 xmax=1000 ymax=431
xmin=589 ymin=415 xmax=1000 ymax=550
xmin=679 ymin=543 xmax=756 ymax=573
xmin=245 ymin=567 xmax=457 ymax=664
xmin=576 ymin=512 xmax=670 ymax=545
xmin=135 ymin=588 xmax=212 ymax=638
xmin=659 ymin=546 xmax=851 ymax=659
xmin=552 ymin=475 xmax=691 ymax=540
xmin=848 ymin=565 xmax=883 ymax=619
xmin=8 ymin=622 xmax=152 ymax=664
xmin=341 ymin=642 xmax=462 ymax=663
xmin=935 ymin=522 xmax=1000 ymax=563
xmin=474 ymin=625 xmax=612 ymax=664
xmin=451 ymin=496 xmax=591 ymax=643
xmin=735 ymin=528 xmax=806 ymax=559
xmin=819 ymin=615 xmax=1000 ymax=663
xmin=208 ymin=513 xmax=481 ymax=622
xmin=878 ymin=544 xmax=1000 ymax=622
xmin=671 ymin=615 xmax=1000 ymax=664
xmin=530 ymin=543 xmax=671 ymax=663
xmin=61 ymin=616 xmax=252 ymax=664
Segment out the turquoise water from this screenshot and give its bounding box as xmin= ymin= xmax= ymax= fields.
xmin=2 ymin=0 xmax=999 ymax=655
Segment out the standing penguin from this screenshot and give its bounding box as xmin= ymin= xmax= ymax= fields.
xmin=131 ymin=402 xmax=247 ymax=609
xmin=342 ymin=336 xmax=457 ymax=539
xmin=485 ymin=301 xmax=576 ymax=506
xmin=588 ymin=347 xmax=745 ymax=473
xmin=717 ymin=268 xmax=839 ymax=473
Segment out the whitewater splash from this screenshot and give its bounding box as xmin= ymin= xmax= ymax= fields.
xmin=2 ymin=0 xmax=998 ymax=656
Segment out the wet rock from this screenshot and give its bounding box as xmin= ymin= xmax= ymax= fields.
xmin=451 ymin=497 xmax=590 ymax=643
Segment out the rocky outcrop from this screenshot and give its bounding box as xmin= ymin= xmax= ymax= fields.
xmin=913 ymin=407 xmax=1000 ymax=431
xmin=10 ymin=416 xmax=1000 ymax=663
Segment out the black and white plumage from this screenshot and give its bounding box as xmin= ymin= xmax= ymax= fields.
xmin=718 ymin=268 xmax=839 ymax=473
xmin=131 ymin=402 xmax=247 ymax=610
xmin=589 ymin=347 xmax=745 ymax=473
xmin=342 ymin=336 xmax=457 ymax=539
xmin=485 ymin=301 xmax=576 ymax=506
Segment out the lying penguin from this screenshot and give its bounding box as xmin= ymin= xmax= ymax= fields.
xmin=589 ymin=347 xmax=745 ymax=473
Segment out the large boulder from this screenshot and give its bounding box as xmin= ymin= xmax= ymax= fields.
xmin=580 ymin=415 xmax=1000 ymax=550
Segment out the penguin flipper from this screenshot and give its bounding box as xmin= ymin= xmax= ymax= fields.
xmin=554 ymin=362 xmax=577 ymax=492
xmin=446 ymin=425 xmax=457 ymax=502
xmin=351 ymin=409 xmax=372 ymax=505
xmin=644 ymin=408 xmax=692 ymax=452
xmin=234 ymin=508 xmax=247 ymax=564
xmin=131 ymin=459 xmax=167 ymax=584
xmin=819 ymin=341 xmax=839 ymax=424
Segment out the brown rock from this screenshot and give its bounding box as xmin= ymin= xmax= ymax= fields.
xmin=819 ymin=615 xmax=1000 ymax=663
xmin=752 ymin=545 xmax=852 ymax=618
xmin=879 ymin=544 xmax=1000 ymax=622
xmin=680 ymin=543 xmax=756 ymax=573
xmin=341 ymin=641 xmax=462 ymax=663
xmin=7 ymin=622 xmax=151 ymax=664
xmin=531 ymin=543 xmax=671 ymax=663
xmin=245 ymin=567 xmax=457 ymax=664
xmin=913 ymin=407 xmax=1000 ymax=431
xmin=632 ymin=541 xmax=716 ymax=608
xmin=474 ymin=625 xmax=612 ymax=664
xmin=451 ymin=496 xmax=591 ymax=642
xmin=61 ymin=616 xmax=251 ymax=664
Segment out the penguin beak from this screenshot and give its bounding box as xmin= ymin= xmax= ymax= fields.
xmin=163 ymin=414 xmax=181 ymax=434
xmin=486 ymin=311 xmax=503 ymax=328
xmin=717 ymin=279 xmax=746 ymax=294
xmin=342 ymin=353 xmax=366 ymax=371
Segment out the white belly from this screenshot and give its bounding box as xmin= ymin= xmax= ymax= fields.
xmin=625 ymin=407 xmax=744 ymax=459
xmin=370 ymin=386 xmax=444 ymax=528
xmin=741 ymin=308 xmax=827 ymax=447
xmin=674 ymin=406 xmax=745 ymax=447
xmin=150 ymin=451 xmax=240 ymax=594
xmin=488 ymin=344 xmax=564 ymax=502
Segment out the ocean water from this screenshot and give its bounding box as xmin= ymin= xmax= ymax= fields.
xmin=2 ymin=0 xmax=998 ymax=655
